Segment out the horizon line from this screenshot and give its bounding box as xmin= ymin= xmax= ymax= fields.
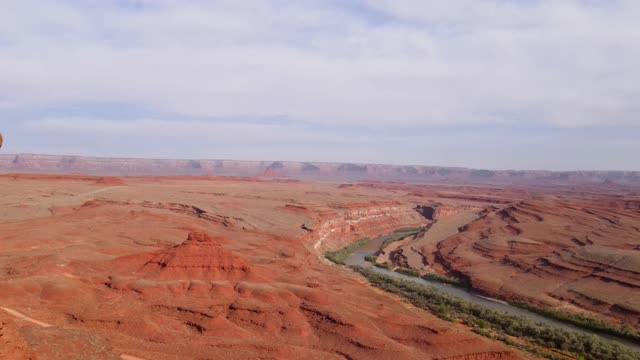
xmin=1 ymin=153 xmax=639 ymax=174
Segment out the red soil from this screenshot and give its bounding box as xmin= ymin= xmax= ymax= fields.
xmin=112 ymin=231 xmax=255 ymax=281
xmin=10 ymin=174 xmax=633 ymax=358
xmin=377 ymin=184 xmax=640 ymax=327
xmin=436 ymin=197 xmax=640 ymax=325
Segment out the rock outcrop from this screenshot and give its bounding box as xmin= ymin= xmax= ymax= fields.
xmin=136 ymin=231 xmax=252 ymax=281
xmin=436 ymin=198 xmax=640 ymax=325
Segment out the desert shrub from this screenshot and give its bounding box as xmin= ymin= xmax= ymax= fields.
xmin=511 ymin=301 xmax=640 ymax=342
xmin=350 ymin=266 xmax=639 ymax=360
xmin=421 ymin=273 xmax=461 ymax=286
xmin=395 ymin=267 xmax=420 ymax=277
xmin=393 ymin=227 xmax=424 ymax=234
xmin=324 ymin=237 xmax=370 ymax=265
xmin=374 ymin=262 xmax=393 ymax=270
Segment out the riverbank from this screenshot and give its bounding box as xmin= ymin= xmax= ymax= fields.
xmin=328 ymin=231 xmax=640 ymax=359
xmin=352 ymin=266 xmax=638 ymax=360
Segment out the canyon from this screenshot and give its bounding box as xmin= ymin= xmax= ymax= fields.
xmin=0 ymin=174 xmax=526 ymax=359
xmin=0 ymin=170 xmax=638 ymax=359
xmin=365 ymin=183 xmax=640 ymax=329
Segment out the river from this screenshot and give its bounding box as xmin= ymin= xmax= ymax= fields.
xmin=344 ymin=233 xmax=640 ymax=353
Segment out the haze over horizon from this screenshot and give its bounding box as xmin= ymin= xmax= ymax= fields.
xmin=1 ymin=1 xmax=639 ymax=171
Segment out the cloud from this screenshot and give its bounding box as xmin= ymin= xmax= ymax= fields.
xmin=1 ymin=1 xmax=640 ymax=170
xmin=22 ymin=117 xmax=378 ymax=145
xmin=11 ymin=116 xmax=639 ymax=171
xmin=0 ymin=0 xmax=638 ymax=129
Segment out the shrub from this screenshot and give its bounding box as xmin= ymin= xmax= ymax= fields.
xmin=350 ymin=266 xmax=639 ymax=360
xmin=511 ymin=301 xmax=640 ymax=343
xmin=393 ymin=227 xmax=424 ymax=234
xmin=421 ymin=273 xmax=461 ymax=286
xmin=374 ymin=262 xmax=393 ymax=270
xmin=395 ymin=267 xmax=420 ymax=277
xmin=324 ymin=237 xmax=371 ymax=265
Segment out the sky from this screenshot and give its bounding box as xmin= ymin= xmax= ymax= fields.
xmin=0 ymin=0 xmax=639 ymax=171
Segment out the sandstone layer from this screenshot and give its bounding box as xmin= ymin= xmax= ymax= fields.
xmin=372 ymin=183 xmax=640 ymax=328
xmin=0 ymin=174 xmax=526 ymax=359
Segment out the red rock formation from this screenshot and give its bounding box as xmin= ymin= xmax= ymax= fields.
xmin=436 ymin=198 xmax=640 ymax=325
xmin=314 ymin=203 xmax=429 ymax=251
xmin=137 ymin=231 xmax=252 ymax=281
xmin=0 ymin=174 xmax=563 ymax=359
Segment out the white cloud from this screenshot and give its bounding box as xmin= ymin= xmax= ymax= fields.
xmin=22 ymin=117 xmax=375 ymax=144
xmin=0 ymin=0 xmax=639 ymax=130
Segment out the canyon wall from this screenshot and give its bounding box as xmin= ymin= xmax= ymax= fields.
xmin=313 ymin=203 xmax=428 ymax=251
xmin=2 ymin=154 xmax=640 ymax=185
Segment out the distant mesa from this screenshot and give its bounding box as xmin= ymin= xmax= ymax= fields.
xmin=268 ymin=161 xmax=284 ymax=169
xmin=437 ymin=168 xmax=451 ymax=176
xmin=337 ymin=163 xmax=367 ymax=173
xmin=399 ymin=166 xmax=419 ymax=175
xmin=550 ymin=172 xmax=571 ymax=180
xmin=507 ymin=170 xmax=526 ymax=177
xmin=470 ymin=169 xmax=496 ymax=179
xmin=263 ymin=161 xmax=284 ymax=177
xmin=1 ymin=154 xmax=640 ymax=185
xmin=302 ymin=163 xmax=320 ymax=172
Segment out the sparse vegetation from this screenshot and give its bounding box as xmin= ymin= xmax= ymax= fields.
xmin=374 ymin=262 xmax=393 ymax=270
xmin=324 ymin=237 xmax=371 ymax=265
xmin=394 ymin=266 xmax=463 ymax=286
xmin=395 ymin=267 xmax=420 ymax=277
xmin=511 ymin=302 xmax=640 ymax=343
xmin=364 ymin=255 xmax=378 ymax=263
xmin=421 ymin=273 xmax=462 ymax=286
xmin=393 ymin=227 xmax=424 ymax=234
xmin=350 ymin=266 xmax=639 ymax=360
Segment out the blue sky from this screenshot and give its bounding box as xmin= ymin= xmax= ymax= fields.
xmin=1 ymin=0 xmax=639 ymax=170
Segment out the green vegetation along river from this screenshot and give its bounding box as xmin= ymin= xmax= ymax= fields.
xmin=342 ymin=233 xmax=640 ymax=357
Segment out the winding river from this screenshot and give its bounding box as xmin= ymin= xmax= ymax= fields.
xmin=343 ymin=233 xmax=640 ymax=353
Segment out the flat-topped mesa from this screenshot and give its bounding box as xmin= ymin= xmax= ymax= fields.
xmin=4 ymin=153 xmax=640 ymax=185
xmin=140 ymin=231 xmax=252 ymax=281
